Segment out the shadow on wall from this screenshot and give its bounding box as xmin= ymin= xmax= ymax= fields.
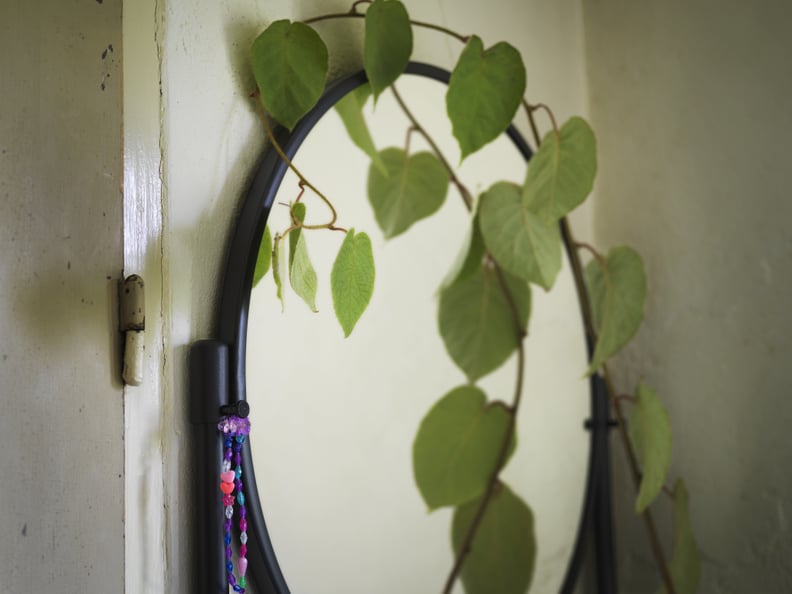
xmin=583 ymin=0 xmax=792 ymax=591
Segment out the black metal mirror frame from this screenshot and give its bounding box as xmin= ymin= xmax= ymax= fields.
xmin=190 ymin=62 xmax=617 ymax=594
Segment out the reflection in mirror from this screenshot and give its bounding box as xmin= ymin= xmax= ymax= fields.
xmin=246 ymin=74 xmax=589 ymax=593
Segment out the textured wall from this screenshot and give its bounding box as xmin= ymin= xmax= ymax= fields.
xmin=0 ymin=0 xmax=124 ymax=592
xmin=583 ymin=0 xmax=792 ymax=591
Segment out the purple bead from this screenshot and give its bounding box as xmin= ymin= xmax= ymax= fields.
xmin=239 ymin=507 xmax=246 ymax=518
xmin=224 ymin=519 xmax=232 ymax=531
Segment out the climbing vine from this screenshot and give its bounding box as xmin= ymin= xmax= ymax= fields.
xmin=247 ymin=1 xmax=701 ymax=593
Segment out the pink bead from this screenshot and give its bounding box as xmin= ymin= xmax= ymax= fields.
xmin=239 ymin=544 xmax=247 ymax=557
xmin=220 ymin=471 xmax=236 ymax=484
xmin=238 ymin=557 xmax=248 ymax=577
xmin=239 ymin=519 xmax=247 ymax=532
xmin=223 ymin=494 xmax=234 ymax=506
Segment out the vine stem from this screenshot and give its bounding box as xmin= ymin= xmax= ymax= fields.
xmin=524 ymin=102 xmax=677 ymax=593
xmin=560 ymin=218 xmax=677 ymax=593
xmin=390 ymin=85 xmax=474 ymax=211
xmin=303 ymin=9 xmax=470 ymax=44
xmin=388 ymin=85 xmax=529 ymax=594
xmin=253 ymin=93 xmax=340 ymax=230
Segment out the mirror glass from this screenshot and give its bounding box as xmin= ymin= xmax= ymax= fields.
xmin=246 ymin=74 xmax=589 ymax=593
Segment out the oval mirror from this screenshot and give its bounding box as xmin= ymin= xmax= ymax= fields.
xmin=192 ymin=63 xmax=615 ymax=594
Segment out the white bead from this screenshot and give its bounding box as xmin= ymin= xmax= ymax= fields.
xmin=240 ymin=532 xmax=248 ymax=544
xmin=225 ymin=505 xmax=234 ymax=519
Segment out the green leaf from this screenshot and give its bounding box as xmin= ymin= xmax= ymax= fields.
xmin=272 ymin=234 xmax=285 ymax=310
xmin=438 ymin=263 xmax=530 ymax=382
xmin=584 ymin=246 xmax=646 ymax=373
xmin=630 ymin=382 xmax=672 ymax=513
xmin=334 ymin=84 xmax=387 ymax=175
xmin=659 ymin=480 xmax=702 ymax=594
xmin=413 ymin=386 xmax=515 ymax=510
xmin=288 ymin=203 xmax=319 ymax=312
xmin=367 ymin=148 xmax=449 ymax=239
xmin=251 ymin=20 xmax=328 ymax=130
xmin=446 ymin=36 xmax=526 ymax=160
xmin=478 ymin=182 xmax=562 ymax=290
xmin=331 ymin=229 xmax=375 ymax=337
xmin=252 ymin=226 xmax=272 ymax=288
xmin=439 ymin=212 xmax=485 ymax=291
xmin=523 ymin=116 xmax=597 ymax=222
xmin=364 ymin=0 xmax=413 ymax=99
xmin=452 ymin=482 xmax=536 ymax=594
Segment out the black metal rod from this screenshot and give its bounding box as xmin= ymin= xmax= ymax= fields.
xmin=189 ymin=340 xmax=230 ymax=594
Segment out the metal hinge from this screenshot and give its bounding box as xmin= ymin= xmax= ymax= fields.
xmin=119 ymin=274 xmax=145 ymax=386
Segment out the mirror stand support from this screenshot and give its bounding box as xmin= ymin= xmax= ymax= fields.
xmin=560 ymin=373 xmax=618 ymax=594
xmin=189 ymin=340 xmax=231 ymax=594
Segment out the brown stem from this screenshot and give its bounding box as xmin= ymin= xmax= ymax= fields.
xmin=303 ymin=9 xmax=470 ymax=44
xmin=390 ymin=84 xmax=474 ymax=211
xmin=442 ymin=267 xmax=526 ymax=594
xmin=253 ymin=94 xmax=339 ymax=229
xmin=393 ymin=83 xmax=529 ymax=594
xmin=522 ymin=99 xmax=559 ymax=139
xmin=562 ymin=215 xmax=677 ymax=593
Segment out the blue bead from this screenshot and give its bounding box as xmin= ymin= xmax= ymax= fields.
xmin=226 ymin=561 xmax=233 ymax=572
xmin=224 ymin=534 xmax=231 ymax=545
xmin=235 ymin=465 xmax=242 ymax=478
xmin=235 ymin=435 xmax=245 ymax=443
xmin=237 ymin=492 xmax=245 ymax=505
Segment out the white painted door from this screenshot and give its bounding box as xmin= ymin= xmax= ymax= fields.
xmin=0 ymin=1 xmax=124 ymax=591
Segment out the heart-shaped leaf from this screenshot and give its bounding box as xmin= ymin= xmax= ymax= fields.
xmin=438 ymin=263 xmax=530 ymax=382
xmin=288 ymin=203 xmax=319 ymax=312
xmin=272 ymin=234 xmax=285 ymax=310
xmin=252 ymin=225 xmax=272 ymax=288
xmin=364 ymin=0 xmax=412 ymax=99
xmin=446 ymin=36 xmax=525 ymax=160
xmin=478 ymin=181 xmax=562 ymax=290
xmin=367 ymin=148 xmax=449 ymax=239
xmin=331 ymin=229 xmax=375 ymax=337
xmin=659 ymin=480 xmax=701 ymax=594
xmin=334 ymin=84 xmax=387 ymax=175
xmin=630 ymin=381 xmax=671 ymax=513
xmin=584 ymin=246 xmax=646 ymax=373
xmin=413 ymin=386 xmax=515 ymax=510
xmin=523 ymin=116 xmax=597 ymax=222
xmin=452 ymin=482 xmax=536 ymax=594
xmin=251 ymin=20 xmax=328 ymax=130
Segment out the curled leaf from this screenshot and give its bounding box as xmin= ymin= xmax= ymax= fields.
xmin=334 ymin=84 xmax=387 ymax=175
xmin=630 ymin=381 xmax=672 ymax=513
xmin=288 ymin=203 xmax=319 ymax=312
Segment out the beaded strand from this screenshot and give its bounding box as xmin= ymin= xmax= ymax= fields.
xmin=218 ymin=415 xmax=251 ymax=593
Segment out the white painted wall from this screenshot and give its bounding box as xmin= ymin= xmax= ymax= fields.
xmin=0 ymin=1 xmax=124 ymax=591
xmin=159 ymin=0 xmax=591 ymax=592
xmin=583 ymin=1 xmax=792 ymax=592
